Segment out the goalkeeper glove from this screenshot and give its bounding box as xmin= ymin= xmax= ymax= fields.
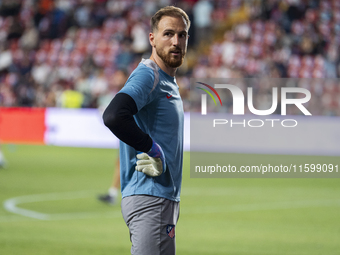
xmin=135 ymin=141 xmax=166 ymax=177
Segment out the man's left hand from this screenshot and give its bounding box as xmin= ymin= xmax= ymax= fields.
xmin=135 ymin=153 xmax=163 ymax=177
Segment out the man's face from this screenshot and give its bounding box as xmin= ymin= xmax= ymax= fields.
xmin=151 ymin=16 xmax=189 ymax=68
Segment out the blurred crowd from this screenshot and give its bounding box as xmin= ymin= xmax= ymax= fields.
xmin=0 ymin=0 xmax=339 ymax=116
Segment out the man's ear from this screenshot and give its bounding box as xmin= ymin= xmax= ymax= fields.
xmin=149 ymin=32 xmax=155 ymax=47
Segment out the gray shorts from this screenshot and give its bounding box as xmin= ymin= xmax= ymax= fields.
xmin=121 ymin=195 xmax=180 ymax=255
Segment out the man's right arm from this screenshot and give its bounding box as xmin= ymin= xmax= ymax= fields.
xmin=102 ymin=92 xmax=153 ymax=153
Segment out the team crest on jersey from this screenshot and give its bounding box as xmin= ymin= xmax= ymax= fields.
xmin=166 ymin=224 xmax=175 ymax=239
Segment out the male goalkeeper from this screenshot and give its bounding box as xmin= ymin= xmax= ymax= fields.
xmin=103 ymin=6 xmax=190 ymax=255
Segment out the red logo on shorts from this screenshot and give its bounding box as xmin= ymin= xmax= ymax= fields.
xmin=166 ymin=224 xmax=175 ymax=239
xmin=166 ymin=94 xmax=172 ymax=99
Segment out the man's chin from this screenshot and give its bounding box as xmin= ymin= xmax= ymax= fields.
xmin=167 ymin=62 xmax=182 ymax=68
xmin=167 ymin=57 xmax=184 ymax=68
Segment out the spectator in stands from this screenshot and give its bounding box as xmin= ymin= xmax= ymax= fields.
xmin=193 ymin=0 xmax=213 ymax=46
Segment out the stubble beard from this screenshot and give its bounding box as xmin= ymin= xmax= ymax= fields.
xmin=156 ymin=46 xmax=186 ymax=68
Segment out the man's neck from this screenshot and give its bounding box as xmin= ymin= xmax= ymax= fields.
xmin=150 ymin=54 xmax=177 ymax=77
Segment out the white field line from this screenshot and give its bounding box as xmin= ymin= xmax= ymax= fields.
xmin=2 ymin=190 xmax=340 ymax=221
xmin=2 ymin=190 xmax=121 ymax=221
xmin=4 ymin=198 xmax=49 ymax=220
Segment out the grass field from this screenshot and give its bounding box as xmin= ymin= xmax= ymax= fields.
xmin=0 ymin=144 xmax=339 ymax=255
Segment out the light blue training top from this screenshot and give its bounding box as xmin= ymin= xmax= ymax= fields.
xmin=118 ymin=58 xmax=184 ymax=202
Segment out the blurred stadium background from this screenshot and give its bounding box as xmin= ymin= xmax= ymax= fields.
xmin=0 ymin=0 xmax=339 ymax=111
xmin=0 ymin=0 xmax=339 ymax=254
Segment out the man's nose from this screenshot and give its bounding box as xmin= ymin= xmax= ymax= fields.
xmin=172 ymin=34 xmax=179 ymax=46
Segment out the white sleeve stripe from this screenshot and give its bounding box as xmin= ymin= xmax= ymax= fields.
xmin=141 ymin=58 xmax=159 ymax=95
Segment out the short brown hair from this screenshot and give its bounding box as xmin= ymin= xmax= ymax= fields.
xmin=151 ymin=6 xmax=190 ymax=32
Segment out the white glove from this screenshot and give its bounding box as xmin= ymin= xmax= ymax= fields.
xmin=135 ymin=153 xmax=163 ymax=177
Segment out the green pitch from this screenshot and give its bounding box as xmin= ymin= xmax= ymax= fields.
xmin=0 ymin=145 xmax=339 ymax=255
